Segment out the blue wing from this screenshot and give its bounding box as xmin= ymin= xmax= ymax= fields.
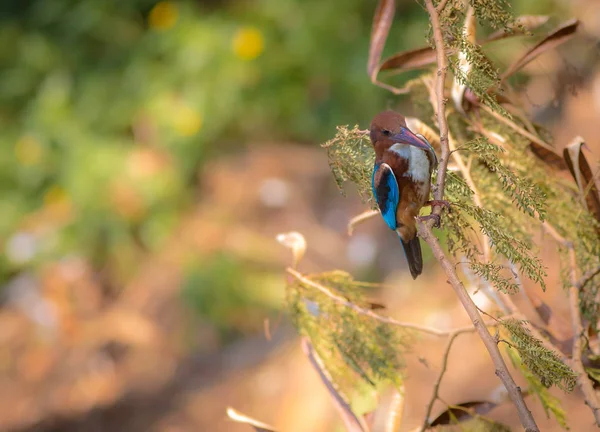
xmin=372 ymin=162 xmax=400 ymax=231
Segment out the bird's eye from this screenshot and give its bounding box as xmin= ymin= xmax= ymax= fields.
xmin=382 ymin=129 xmax=391 ymax=136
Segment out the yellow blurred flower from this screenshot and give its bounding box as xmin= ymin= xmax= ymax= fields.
xmin=233 ymin=27 xmax=264 ymax=60
xmin=172 ymin=104 xmax=202 ymax=137
xmin=148 ymin=1 xmax=178 ymax=30
xmin=15 ymin=135 xmax=43 ymax=166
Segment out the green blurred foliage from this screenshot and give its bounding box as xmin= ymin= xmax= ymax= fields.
xmin=0 ymin=0 xmax=393 ymax=285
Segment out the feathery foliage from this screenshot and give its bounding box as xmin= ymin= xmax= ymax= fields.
xmin=507 ymin=347 xmax=570 ymax=429
xmin=322 ymin=126 xmax=374 ymax=205
xmin=462 ymin=137 xmax=547 ymax=219
xmin=286 ymin=271 xmax=408 ymax=394
xmin=458 ymin=203 xmax=547 ymax=289
xmin=470 ymin=262 xmax=519 ymax=294
xmin=469 ymin=0 xmax=518 ymax=30
xmin=501 ymin=319 xmax=577 ymax=391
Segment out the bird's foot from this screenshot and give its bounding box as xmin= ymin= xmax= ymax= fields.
xmin=418 ymin=213 xmax=441 ymax=228
xmin=424 ymin=199 xmax=451 ymax=210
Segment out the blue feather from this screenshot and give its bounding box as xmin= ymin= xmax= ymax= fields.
xmin=372 ymin=162 xmax=400 ymax=231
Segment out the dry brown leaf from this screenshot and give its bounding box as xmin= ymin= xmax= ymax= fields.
xmin=368 ymin=0 xmax=395 ymax=82
xmin=529 ymin=141 xmax=568 ymax=170
xmin=302 ymin=337 xmax=369 ymax=432
xmin=378 ymin=15 xmax=549 ymax=76
xmin=379 ymin=46 xmax=438 ymax=74
xmin=563 ymin=137 xmax=600 ymax=227
xmin=501 ymin=19 xmax=580 ymax=81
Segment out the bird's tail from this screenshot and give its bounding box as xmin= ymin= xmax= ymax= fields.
xmin=400 ymin=237 xmax=423 ymax=279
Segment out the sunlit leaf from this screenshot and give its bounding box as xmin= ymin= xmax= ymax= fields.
xmin=226 ymin=407 xmax=278 ymax=432
xmin=451 ymin=6 xmax=477 ymax=114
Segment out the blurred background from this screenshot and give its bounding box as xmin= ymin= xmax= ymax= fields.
xmin=0 ymin=0 xmax=599 ymax=430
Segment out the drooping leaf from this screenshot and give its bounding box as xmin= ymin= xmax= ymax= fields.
xmin=368 ymin=0 xmax=395 ymax=80
xmin=529 ymin=140 xmax=568 ymax=170
xmin=379 ymin=46 xmax=438 ymax=74
xmin=563 ymin=137 xmax=600 ymax=228
xmin=379 ymin=15 xmax=550 ymax=75
xmin=368 ymin=0 xmax=410 ymax=94
xmin=501 ymin=19 xmax=580 ymax=81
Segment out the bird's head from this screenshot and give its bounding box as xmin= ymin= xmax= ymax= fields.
xmin=369 ymin=110 xmax=430 ymax=151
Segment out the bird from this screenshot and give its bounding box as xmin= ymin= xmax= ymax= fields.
xmin=369 ymin=110 xmax=444 ymax=279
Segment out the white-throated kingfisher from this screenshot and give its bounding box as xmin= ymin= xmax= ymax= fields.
xmin=370 ymin=110 xmax=443 ymax=279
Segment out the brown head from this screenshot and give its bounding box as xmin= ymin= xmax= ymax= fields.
xmin=369 ymin=110 xmax=429 ymax=151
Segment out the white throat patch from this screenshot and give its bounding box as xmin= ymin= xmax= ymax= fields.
xmin=389 ymin=143 xmax=430 ymax=182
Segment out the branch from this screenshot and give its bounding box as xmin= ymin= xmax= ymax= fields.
xmin=420 ymin=2 xmax=539 ymax=430
xmin=420 ymin=330 xmax=465 ymax=431
xmin=287 ymin=267 xmax=488 ymax=337
xmin=425 ymin=0 xmax=450 ymax=220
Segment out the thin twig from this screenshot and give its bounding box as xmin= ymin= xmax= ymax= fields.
xmin=420 ymin=330 xmax=466 ymax=431
xmin=576 ymin=265 xmax=600 ymax=290
xmin=302 ymin=338 xmax=368 ymax=432
xmin=347 ymin=209 xmax=380 ymax=236
xmin=424 ymin=0 xmax=450 ymax=217
xmin=420 ymin=2 xmax=539 ymax=430
xmin=287 ymin=267 xmax=486 ymax=337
